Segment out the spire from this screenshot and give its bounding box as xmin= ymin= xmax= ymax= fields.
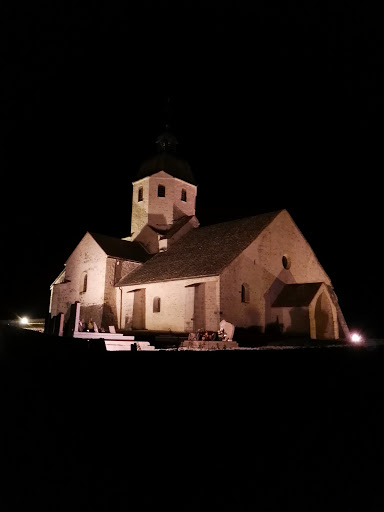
xmin=156 ymin=129 xmax=178 ymax=153
xmin=163 ymin=96 xmax=172 ymax=130
xmin=156 ymin=96 xmax=178 ymax=153
xmin=136 ymin=95 xmax=196 ymax=185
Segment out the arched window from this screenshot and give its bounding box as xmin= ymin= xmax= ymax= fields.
xmin=282 ymin=255 xmax=291 ymax=270
xmin=158 ymin=184 xmax=165 ymax=197
xmin=241 ymin=283 xmax=250 ymax=303
xmin=138 ymin=187 xmax=143 ymax=202
xmin=153 ymin=297 xmax=161 ymax=313
xmin=181 ymin=189 xmax=187 ymax=202
xmin=80 ymin=272 xmax=88 ymax=293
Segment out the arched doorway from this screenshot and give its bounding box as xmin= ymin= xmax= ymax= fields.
xmin=314 ymin=292 xmax=334 ymax=339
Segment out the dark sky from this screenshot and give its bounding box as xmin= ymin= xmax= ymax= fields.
xmin=1 ymin=2 xmax=383 ymax=337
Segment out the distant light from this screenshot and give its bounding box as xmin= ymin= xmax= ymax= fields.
xmin=351 ymin=332 xmax=362 ymax=343
xmin=20 ymin=317 xmax=29 ymax=325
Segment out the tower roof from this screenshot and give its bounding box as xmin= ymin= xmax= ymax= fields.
xmin=136 ymin=129 xmax=196 ymax=185
xmin=136 ymin=152 xmax=196 ymax=185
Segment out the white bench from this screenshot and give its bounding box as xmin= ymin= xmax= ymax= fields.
xmin=71 ymin=303 xmax=156 ymax=350
xmin=73 ymin=332 xmax=135 ymax=341
xmin=105 ymin=341 xmax=156 ymax=351
xmin=73 ymin=332 xmax=156 ymax=350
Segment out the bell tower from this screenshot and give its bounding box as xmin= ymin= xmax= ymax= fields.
xmin=128 ymin=129 xmax=199 ymax=250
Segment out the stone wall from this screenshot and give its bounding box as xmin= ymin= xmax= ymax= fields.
xmin=131 ymin=172 xmax=197 ymax=237
xmin=219 ymin=254 xmax=265 ymax=330
xmin=220 ymin=210 xmax=331 ymax=333
xmin=119 ymin=276 xmax=220 ymax=332
xmin=103 ymin=258 xmax=141 ymax=327
xmin=131 ymin=177 xmax=150 ymax=236
xmin=49 ymin=233 xmax=107 ymax=327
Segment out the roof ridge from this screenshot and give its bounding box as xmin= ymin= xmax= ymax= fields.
xmin=116 ymin=209 xmax=284 ymax=286
xmin=89 ymin=231 xmax=127 ymax=240
xmin=197 ymin=209 xmax=284 ymax=229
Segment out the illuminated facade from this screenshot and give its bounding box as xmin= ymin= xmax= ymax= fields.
xmin=49 ymin=133 xmax=349 ymax=340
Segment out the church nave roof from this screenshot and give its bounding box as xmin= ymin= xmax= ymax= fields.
xmin=90 ymin=232 xmax=151 ymax=262
xmin=116 ymin=210 xmax=282 ymax=286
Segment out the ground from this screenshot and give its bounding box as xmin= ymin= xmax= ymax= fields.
xmin=1 ymin=326 xmax=383 ymax=511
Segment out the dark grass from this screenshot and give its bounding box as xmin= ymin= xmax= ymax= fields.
xmin=119 ymin=326 xmax=352 ymax=350
xmin=1 ymin=326 xmax=384 ymax=511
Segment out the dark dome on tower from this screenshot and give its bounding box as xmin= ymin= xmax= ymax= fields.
xmin=136 ymin=130 xmax=196 ymax=185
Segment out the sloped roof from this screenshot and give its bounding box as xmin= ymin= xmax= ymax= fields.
xmin=272 ymin=283 xmax=324 ymax=307
xmin=90 ymin=232 xmax=151 ymax=262
xmin=150 ymin=215 xmax=195 ymax=238
xmin=136 ymin=152 xmax=196 ymax=185
xmin=116 ymin=210 xmax=282 ymax=286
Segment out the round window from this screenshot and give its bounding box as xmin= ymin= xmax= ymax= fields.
xmin=282 ymin=255 xmax=291 ymax=270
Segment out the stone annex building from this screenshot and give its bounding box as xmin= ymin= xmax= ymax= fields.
xmin=49 ymin=132 xmax=349 ymax=341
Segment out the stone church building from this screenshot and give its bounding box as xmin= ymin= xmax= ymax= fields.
xmin=49 ymin=132 xmax=349 ymax=340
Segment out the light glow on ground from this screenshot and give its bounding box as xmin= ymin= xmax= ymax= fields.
xmin=351 ymin=332 xmax=363 ymax=343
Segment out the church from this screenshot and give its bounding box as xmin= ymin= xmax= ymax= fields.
xmin=49 ymin=131 xmax=349 ymax=341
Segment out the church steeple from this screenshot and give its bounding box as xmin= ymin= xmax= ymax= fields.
xmin=156 ymin=128 xmax=178 ymax=153
xmin=128 ymin=112 xmax=199 ymax=250
xmin=154 ymin=96 xmax=178 ymax=153
xmin=136 ymin=125 xmax=196 ymax=185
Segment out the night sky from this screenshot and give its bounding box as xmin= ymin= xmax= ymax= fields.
xmin=1 ymin=2 xmax=383 ymax=337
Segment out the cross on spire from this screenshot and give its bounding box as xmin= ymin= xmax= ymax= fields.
xmin=156 ymin=95 xmax=178 ymax=152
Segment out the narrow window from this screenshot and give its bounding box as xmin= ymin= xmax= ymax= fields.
xmin=138 ymin=187 xmax=143 ymax=202
xmin=181 ymin=189 xmax=187 ymax=202
xmin=158 ymin=184 xmax=165 ymax=197
xmin=153 ymin=297 xmax=161 ymax=313
xmin=282 ymin=255 xmax=291 ymax=270
xmin=80 ymin=272 xmax=88 ymax=293
xmin=241 ymin=283 xmax=250 ymax=303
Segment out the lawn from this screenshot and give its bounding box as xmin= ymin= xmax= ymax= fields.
xmin=1 ymin=326 xmax=383 ymax=511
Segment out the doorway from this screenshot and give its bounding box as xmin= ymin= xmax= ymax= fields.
xmin=184 ymin=283 xmax=206 ymax=332
xmin=314 ymin=292 xmax=334 ymax=339
xmin=132 ymin=288 xmax=146 ymax=330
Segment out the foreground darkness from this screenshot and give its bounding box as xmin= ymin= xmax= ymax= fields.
xmin=1 ymin=327 xmax=384 ymax=511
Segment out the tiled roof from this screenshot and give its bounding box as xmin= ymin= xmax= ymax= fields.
xmin=272 ymin=283 xmax=324 ymax=307
xmin=90 ymin=233 xmax=151 ymax=262
xmin=150 ymin=215 xmax=195 ymax=237
xmin=116 ymin=210 xmax=282 ymax=286
xmin=136 ymin=152 xmax=196 ymax=185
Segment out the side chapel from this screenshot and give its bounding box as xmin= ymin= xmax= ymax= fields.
xmin=49 ymin=131 xmax=350 ymax=340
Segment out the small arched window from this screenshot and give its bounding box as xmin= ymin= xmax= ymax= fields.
xmin=80 ymin=272 xmax=88 ymax=293
xmin=181 ymin=189 xmax=187 ymax=202
xmin=153 ymin=296 xmax=161 ymax=313
xmin=158 ymin=184 xmax=165 ymax=197
xmin=138 ymin=187 xmax=143 ymax=202
xmin=241 ymin=283 xmax=250 ymax=303
xmin=282 ymin=255 xmax=291 ymax=270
